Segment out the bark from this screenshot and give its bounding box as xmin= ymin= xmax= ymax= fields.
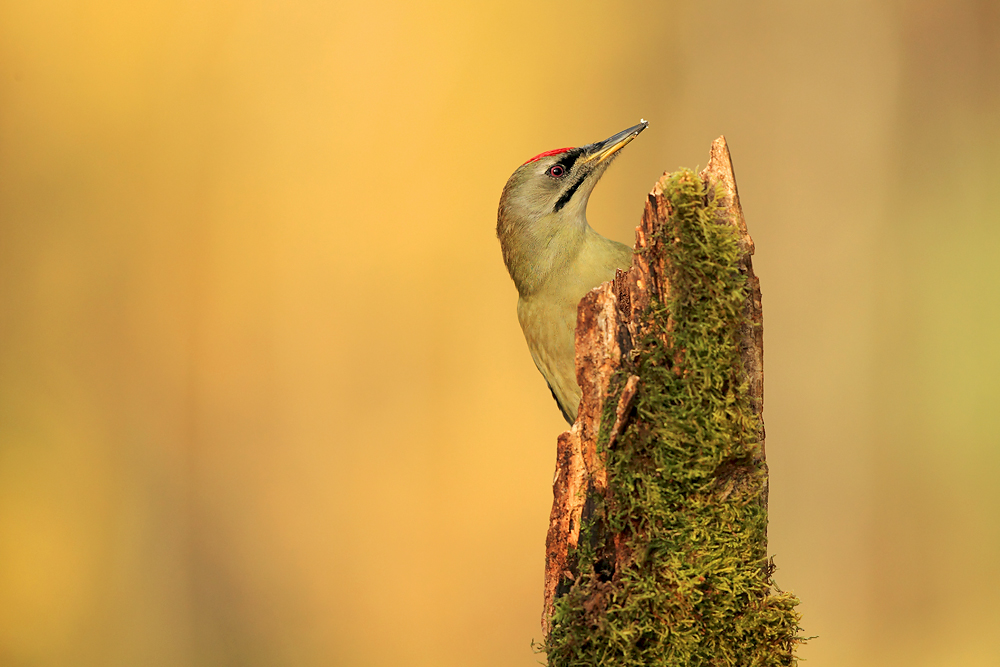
xmin=541 ymin=137 xmax=797 ymax=664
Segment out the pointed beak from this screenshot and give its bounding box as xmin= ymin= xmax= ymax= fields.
xmin=582 ymin=119 xmax=649 ymax=165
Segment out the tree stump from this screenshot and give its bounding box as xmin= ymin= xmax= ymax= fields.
xmin=542 ymin=138 xmax=802 ymax=665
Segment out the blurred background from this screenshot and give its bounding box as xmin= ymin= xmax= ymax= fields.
xmin=1 ymin=1 xmax=998 ymax=665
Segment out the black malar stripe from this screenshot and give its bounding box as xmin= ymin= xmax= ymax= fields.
xmin=553 ymin=177 xmax=584 ymax=212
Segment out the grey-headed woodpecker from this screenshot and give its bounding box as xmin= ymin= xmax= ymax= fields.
xmin=497 ymin=121 xmax=647 ymax=423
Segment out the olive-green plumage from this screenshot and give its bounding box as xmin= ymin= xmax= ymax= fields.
xmin=497 ymin=122 xmax=647 ymax=423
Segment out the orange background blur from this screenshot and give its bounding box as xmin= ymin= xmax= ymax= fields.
xmin=1 ymin=1 xmax=998 ymax=665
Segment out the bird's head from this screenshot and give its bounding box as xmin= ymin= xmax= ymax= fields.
xmin=497 ymin=120 xmax=648 ymax=296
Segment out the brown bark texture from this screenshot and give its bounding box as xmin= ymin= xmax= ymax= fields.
xmin=541 ymin=136 xmax=765 ymax=635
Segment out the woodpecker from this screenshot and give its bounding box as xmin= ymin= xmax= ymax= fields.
xmin=497 ymin=120 xmax=648 ymax=424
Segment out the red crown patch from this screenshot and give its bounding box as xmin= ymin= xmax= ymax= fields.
xmin=523 ymin=147 xmax=573 ymax=165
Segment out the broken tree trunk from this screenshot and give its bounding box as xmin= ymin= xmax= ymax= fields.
xmin=542 ymin=138 xmax=802 ymax=666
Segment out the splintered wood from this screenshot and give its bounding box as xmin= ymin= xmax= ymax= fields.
xmin=542 ymin=136 xmax=765 ymax=635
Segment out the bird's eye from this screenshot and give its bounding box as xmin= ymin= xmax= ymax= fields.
xmin=548 ymin=164 xmax=565 ymax=178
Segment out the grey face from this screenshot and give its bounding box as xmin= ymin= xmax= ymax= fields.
xmin=521 ymin=148 xmax=589 ymax=215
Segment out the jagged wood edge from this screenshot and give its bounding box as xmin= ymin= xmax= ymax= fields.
xmin=541 ymin=136 xmax=765 ymax=636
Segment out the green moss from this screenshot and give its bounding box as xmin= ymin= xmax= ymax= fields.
xmin=544 ymin=170 xmax=803 ymax=666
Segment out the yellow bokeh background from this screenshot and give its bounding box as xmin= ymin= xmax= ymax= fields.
xmin=1 ymin=1 xmax=998 ymax=665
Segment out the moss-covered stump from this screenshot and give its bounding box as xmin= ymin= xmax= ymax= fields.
xmin=542 ymin=138 xmax=803 ymax=666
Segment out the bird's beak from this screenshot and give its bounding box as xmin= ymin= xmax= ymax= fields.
xmin=582 ymin=120 xmax=649 ymax=166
